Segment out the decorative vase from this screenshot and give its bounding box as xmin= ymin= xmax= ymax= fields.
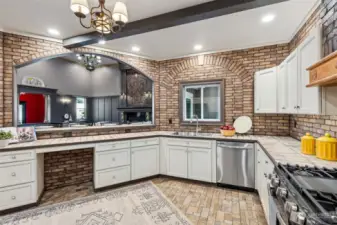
xmin=0 ymin=139 xmax=10 ymax=148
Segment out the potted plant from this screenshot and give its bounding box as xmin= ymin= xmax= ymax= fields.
xmin=0 ymin=131 xmax=13 ymax=148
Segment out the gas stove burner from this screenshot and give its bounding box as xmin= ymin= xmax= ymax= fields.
xmin=308 ymin=190 xmax=337 ymax=213
xmin=282 ymin=164 xmax=337 ymax=179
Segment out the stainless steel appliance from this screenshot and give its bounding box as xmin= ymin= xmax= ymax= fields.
xmin=269 ymin=164 xmax=337 ymax=225
xmin=216 ymin=141 xmax=255 ymax=189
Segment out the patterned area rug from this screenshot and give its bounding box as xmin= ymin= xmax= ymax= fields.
xmin=0 ymin=182 xmax=192 ymax=225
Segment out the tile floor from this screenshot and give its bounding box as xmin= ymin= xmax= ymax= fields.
xmin=38 ymin=177 xmax=267 ymax=225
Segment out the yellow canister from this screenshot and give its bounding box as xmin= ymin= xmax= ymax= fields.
xmin=316 ymin=133 xmax=337 ymax=161
xmin=301 ymin=133 xmax=315 ymax=155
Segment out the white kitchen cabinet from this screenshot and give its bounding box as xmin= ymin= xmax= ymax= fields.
xmin=277 ymin=62 xmax=288 ymax=113
xmin=188 ymin=147 xmax=212 ymax=182
xmin=297 ymin=27 xmax=321 ymax=114
xmin=131 ymin=145 xmax=159 ymax=180
xmin=285 ymin=50 xmax=299 ymax=114
xmin=166 ymin=145 xmax=188 ymax=178
xmin=255 ymin=67 xmax=278 ymax=113
xmin=256 ymin=144 xmax=274 ymax=225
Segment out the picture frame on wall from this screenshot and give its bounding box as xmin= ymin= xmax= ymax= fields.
xmin=0 ymin=127 xmax=19 ymax=144
xmin=17 ymin=126 xmax=37 ymax=143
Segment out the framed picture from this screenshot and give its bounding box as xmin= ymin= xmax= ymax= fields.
xmin=17 ymin=127 xmax=37 ymax=142
xmin=0 ymin=127 xmax=19 ymax=144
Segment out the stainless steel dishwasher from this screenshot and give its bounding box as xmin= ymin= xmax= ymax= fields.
xmin=216 ymin=141 xmax=255 ymax=189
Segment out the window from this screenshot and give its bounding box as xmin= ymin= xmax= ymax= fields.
xmin=181 ymin=81 xmax=223 ymax=123
xmin=76 ymin=97 xmax=87 ymax=120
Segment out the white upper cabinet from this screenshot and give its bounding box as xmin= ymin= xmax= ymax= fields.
xmin=277 ymin=62 xmax=288 ymax=113
xmin=297 ymin=27 xmax=321 ymax=114
xmin=255 ymin=26 xmax=321 ymax=114
xmin=285 ymin=50 xmax=299 ymax=114
xmin=255 ymin=67 xmax=277 ymax=113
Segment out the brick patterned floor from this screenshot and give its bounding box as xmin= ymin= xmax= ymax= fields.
xmin=39 ymin=177 xmax=267 ymax=225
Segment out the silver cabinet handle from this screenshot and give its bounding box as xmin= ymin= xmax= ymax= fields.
xmin=264 ymin=173 xmax=267 ymax=178
xmin=112 ymin=145 xmax=116 ymax=148
xmin=112 ymin=176 xmax=116 ymax=179
xmin=11 ymin=156 xmax=16 ymax=159
xmin=294 ymin=106 xmax=297 ymax=109
xmin=11 ymin=196 xmax=16 ymax=200
xmin=282 ymin=107 xmax=286 ymax=109
xmin=11 ymin=172 xmax=16 ymax=177
xmin=265 ymin=160 xmax=268 ymax=164
xmin=257 ymin=108 xmax=259 ymax=110
xmin=112 ymin=157 xmax=115 ymax=161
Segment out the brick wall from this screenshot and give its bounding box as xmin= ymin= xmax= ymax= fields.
xmin=159 ymin=45 xmax=290 ymax=135
xmin=288 ymin=1 xmax=337 ymax=140
xmin=44 ymin=149 xmax=93 ymax=190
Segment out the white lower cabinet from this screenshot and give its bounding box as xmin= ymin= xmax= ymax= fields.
xmin=188 ymin=147 xmax=212 ymax=182
xmin=131 ymin=145 xmax=159 ymax=180
xmin=167 ymin=146 xmax=188 ymax=178
xmin=166 ymin=138 xmax=213 ymax=182
xmin=95 ymin=166 xmax=131 ymax=189
xmin=256 ymin=144 xmax=274 ymax=225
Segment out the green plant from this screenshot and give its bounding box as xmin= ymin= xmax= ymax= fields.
xmin=0 ymin=131 xmax=13 ymax=140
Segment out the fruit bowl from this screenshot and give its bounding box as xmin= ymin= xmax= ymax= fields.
xmin=220 ymin=125 xmax=236 ymax=137
xmin=220 ymin=129 xmax=236 ymax=137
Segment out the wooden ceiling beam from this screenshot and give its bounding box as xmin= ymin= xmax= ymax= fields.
xmin=63 ymin=0 xmax=288 ymax=48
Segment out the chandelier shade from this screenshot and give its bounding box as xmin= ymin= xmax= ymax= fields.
xmin=70 ymin=0 xmax=90 ymax=18
xmin=70 ymin=0 xmax=128 ymax=36
xmin=112 ymin=2 xmax=128 ymax=24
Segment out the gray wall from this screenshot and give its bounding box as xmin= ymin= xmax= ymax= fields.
xmin=17 ymin=58 xmax=121 ymax=97
xmin=91 ymin=65 xmax=121 ymax=97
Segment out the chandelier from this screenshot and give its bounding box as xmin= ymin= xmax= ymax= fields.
xmin=77 ymin=54 xmax=101 ymax=71
xmin=70 ymin=0 xmax=128 ymax=35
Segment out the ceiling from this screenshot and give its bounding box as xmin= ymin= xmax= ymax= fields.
xmin=0 ymin=0 xmax=319 ymax=60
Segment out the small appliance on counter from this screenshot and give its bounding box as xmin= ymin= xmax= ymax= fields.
xmin=269 ymin=164 xmax=337 ymax=225
xmin=316 ymin=133 xmax=337 ymax=161
xmin=301 ymin=133 xmax=316 ymax=155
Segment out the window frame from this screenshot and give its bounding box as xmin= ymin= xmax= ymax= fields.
xmin=180 ymin=79 xmax=224 ymax=125
xmin=76 ymin=97 xmax=87 ymax=121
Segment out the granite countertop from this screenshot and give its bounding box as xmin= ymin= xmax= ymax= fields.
xmin=1 ymin=131 xmax=336 ymax=169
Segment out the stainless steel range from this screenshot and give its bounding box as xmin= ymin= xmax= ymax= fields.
xmin=269 ymin=164 xmax=337 ymax=225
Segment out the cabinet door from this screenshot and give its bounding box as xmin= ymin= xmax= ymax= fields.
xmin=188 ymin=147 xmax=212 ymax=182
xmin=277 ymin=62 xmax=289 ymax=113
xmin=256 ymin=146 xmax=269 ymax=221
xmin=131 ymin=145 xmax=159 ymax=180
xmin=255 ymin=67 xmax=277 ymax=113
xmin=285 ymin=50 xmax=299 ymax=113
xmin=297 ymin=27 xmax=321 ymax=114
xmin=166 ymin=146 xmax=188 ymax=178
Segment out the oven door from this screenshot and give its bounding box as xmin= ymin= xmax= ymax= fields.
xmin=268 ymin=184 xmax=287 ymax=225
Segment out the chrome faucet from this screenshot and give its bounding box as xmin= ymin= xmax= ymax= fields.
xmin=190 ymin=114 xmax=200 ymax=135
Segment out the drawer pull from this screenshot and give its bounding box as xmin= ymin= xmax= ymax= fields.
xmin=112 ymin=176 xmax=116 ymax=179
xmin=265 ymin=161 xmax=268 ymax=164
xmin=112 ymin=145 xmax=116 ymax=148
xmin=12 ymin=156 xmax=16 ymax=159
xmin=112 ymin=157 xmax=115 ymax=162
xmin=11 ymin=196 xmax=16 ymax=200
xmin=11 ymin=172 xmax=16 ymax=177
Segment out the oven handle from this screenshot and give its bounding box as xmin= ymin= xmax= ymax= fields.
xmin=276 ymin=213 xmax=287 ymax=225
xmin=268 ymin=183 xmax=287 ymax=225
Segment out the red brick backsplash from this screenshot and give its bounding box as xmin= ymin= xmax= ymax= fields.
xmin=44 ymin=149 xmax=93 ymax=190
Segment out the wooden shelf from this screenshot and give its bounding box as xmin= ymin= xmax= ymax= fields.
xmin=306 ymin=74 xmax=337 ymax=87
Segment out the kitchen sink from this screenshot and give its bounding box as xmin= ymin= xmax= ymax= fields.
xmin=171 ymin=131 xmax=214 ymax=137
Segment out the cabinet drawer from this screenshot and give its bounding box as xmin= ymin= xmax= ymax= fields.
xmin=0 ymin=183 xmax=36 ymax=211
xmin=0 ymin=150 xmax=35 ymax=164
xmin=95 ymin=166 xmax=130 ymax=189
xmin=96 ymin=141 xmax=130 ymax=152
xmin=131 ymin=138 xmax=159 ymax=148
xmin=95 ymin=149 xmax=130 ymax=171
xmin=0 ymin=161 xmax=35 ymax=188
xmin=167 ymin=138 xmax=212 ymax=149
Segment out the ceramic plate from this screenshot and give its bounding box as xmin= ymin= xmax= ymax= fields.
xmin=233 ymin=116 xmax=252 ymax=134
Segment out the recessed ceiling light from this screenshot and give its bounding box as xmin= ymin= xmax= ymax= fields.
xmin=194 ymin=45 xmax=203 ymax=51
xmin=48 ymin=28 xmax=60 ymax=36
xmin=97 ymin=56 xmax=101 ymax=59
xmin=77 ymin=56 xmax=82 ymax=60
xmin=261 ymin=14 xmax=275 ymax=23
xmin=98 ymin=39 xmax=106 ymax=44
xmin=132 ymin=46 xmax=140 ymax=52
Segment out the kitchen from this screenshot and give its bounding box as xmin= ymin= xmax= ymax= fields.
xmin=0 ymin=0 xmax=336 ymax=225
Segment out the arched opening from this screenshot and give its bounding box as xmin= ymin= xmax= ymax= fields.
xmin=13 ymin=52 xmax=155 ymax=128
